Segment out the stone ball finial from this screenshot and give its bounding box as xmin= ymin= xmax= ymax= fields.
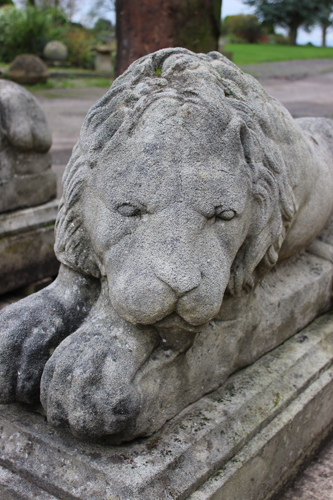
xmin=43 ymin=41 xmax=68 ymax=63
xmin=9 ymin=54 xmax=49 ymax=85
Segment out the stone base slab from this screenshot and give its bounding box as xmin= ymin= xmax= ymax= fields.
xmin=0 ymin=311 xmax=333 ymax=499
xmin=0 ymin=464 xmax=58 ymax=500
xmin=0 ymin=201 xmax=59 ymax=294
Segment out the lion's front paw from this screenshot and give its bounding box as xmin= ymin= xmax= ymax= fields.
xmin=40 ymin=322 xmax=152 ymax=439
xmin=0 ymin=296 xmax=64 ymax=404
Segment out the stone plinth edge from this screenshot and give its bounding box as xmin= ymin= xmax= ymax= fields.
xmin=0 ymin=312 xmax=333 ymax=499
xmin=0 ymin=201 xmax=59 ymax=294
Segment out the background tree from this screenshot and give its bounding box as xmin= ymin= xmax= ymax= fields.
xmin=0 ymin=0 xmax=14 ymax=5
xmin=62 ymin=0 xmax=77 ymax=20
xmin=222 ymin=14 xmax=264 ymax=43
xmin=316 ymin=2 xmax=333 ymax=47
xmin=0 ymin=3 xmax=93 ymax=67
xmin=93 ymin=17 xmax=115 ymax=44
xmin=88 ymin=0 xmax=115 ymax=24
xmin=116 ymin=0 xmax=222 ymax=76
xmin=37 ymin=0 xmax=78 ymax=20
xmin=243 ymin=0 xmax=324 ymax=45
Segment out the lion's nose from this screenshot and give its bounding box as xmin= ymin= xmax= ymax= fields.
xmin=153 ymin=263 xmax=202 ymax=296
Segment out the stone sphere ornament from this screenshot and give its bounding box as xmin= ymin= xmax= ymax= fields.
xmin=9 ymin=54 xmax=49 ymax=85
xmin=43 ymin=41 xmax=68 ymax=64
xmin=0 ymin=48 xmax=332 ymax=443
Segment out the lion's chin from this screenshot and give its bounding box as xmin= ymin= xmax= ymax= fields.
xmin=151 ymin=312 xmax=208 ymax=334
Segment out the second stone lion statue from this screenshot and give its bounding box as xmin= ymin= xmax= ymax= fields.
xmin=0 ymin=48 xmax=332 ymax=442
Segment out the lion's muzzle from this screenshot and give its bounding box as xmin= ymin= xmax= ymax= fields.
xmin=106 ymin=204 xmax=230 ymax=328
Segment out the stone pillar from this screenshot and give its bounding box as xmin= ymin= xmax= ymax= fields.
xmin=0 ymin=80 xmax=59 ymax=294
xmin=116 ymin=0 xmax=222 ymax=75
xmin=94 ymin=44 xmax=116 ymax=75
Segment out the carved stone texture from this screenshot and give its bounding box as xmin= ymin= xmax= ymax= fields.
xmin=116 ymin=0 xmax=222 ymax=75
xmin=0 ymin=48 xmax=332 ymax=442
xmin=1 ymin=310 xmax=333 ymax=499
xmin=9 ymin=54 xmax=49 ymax=85
xmin=0 ymin=80 xmax=56 ymax=212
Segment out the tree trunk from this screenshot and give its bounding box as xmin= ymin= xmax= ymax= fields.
xmin=116 ymin=0 xmax=222 ymax=76
xmin=322 ymin=24 xmax=327 ymax=47
xmin=288 ymin=24 xmax=298 ymax=45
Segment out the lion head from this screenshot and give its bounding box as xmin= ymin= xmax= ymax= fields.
xmin=55 ymin=48 xmax=300 ymax=331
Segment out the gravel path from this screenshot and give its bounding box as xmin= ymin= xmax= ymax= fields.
xmin=240 ymin=57 xmax=333 ymax=79
xmin=36 ymin=87 xmax=106 ymax=198
xmin=280 ymin=439 xmax=333 ymax=500
xmin=260 ymin=71 xmax=333 ymax=119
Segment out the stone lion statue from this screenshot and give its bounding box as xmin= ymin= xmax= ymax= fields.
xmin=0 ymin=80 xmax=56 ymax=213
xmin=0 ymin=48 xmax=332 ymax=443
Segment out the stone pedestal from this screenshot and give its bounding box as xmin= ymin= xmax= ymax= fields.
xmin=0 ymin=201 xmax=59 ymax=295
xmin=0 ymin=81 xmax=59 ymax=293
xmin=94 ymin=44 xmax=115 ymax=74
xmin=0 ymin=310 xmax=333 ymax=500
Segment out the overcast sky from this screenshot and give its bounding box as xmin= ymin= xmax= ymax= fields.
xmin=222 ymin=0 xmax=333 ymax=46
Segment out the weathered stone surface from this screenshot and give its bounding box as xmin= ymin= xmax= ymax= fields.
xmin=0 ymin=80 xmax=56 ymax=212
xmin=0 ymin=311 xmax=333 ymax=500
xmin=9 ymin=54 xmax=49 ymax=85
xmin=0 ymin=201 xmax=59 ymax=294
xmin=0 ymin=245 xmax=331 ymax=440
xmin=0 ymin=465 xmax=57 ymax=500
xmin=0 ymin=170 xmax=57 ymax=213
xmin=1 ymin=147 xmax=52 ymax=176
xmin=0 ymin=81 xmax=58 ymax=292
xmin=0 ymin=80 xmax=51 ymax=152
xmin=43 ymin=41 xmax=68 ymax=63
xmin=0 ymin=48 xmax=332 ymax=441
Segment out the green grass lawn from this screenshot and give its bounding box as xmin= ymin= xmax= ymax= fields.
xmin=225 ymin=43 xmax=333 ymax=66
xmin=24 ymin=77 xmax=113 ymax=92
xmin=0 ymin=64 xmax=113 ymax=90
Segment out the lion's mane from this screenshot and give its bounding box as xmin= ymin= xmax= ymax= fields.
xmin=55 ymin=48 xmax=300 ymax=294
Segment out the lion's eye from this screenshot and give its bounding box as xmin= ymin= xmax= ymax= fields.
xmin=216 ymin=208 xmax=236 ymax=220
xmin=117 ymin=204 xmax=141 ymax=217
